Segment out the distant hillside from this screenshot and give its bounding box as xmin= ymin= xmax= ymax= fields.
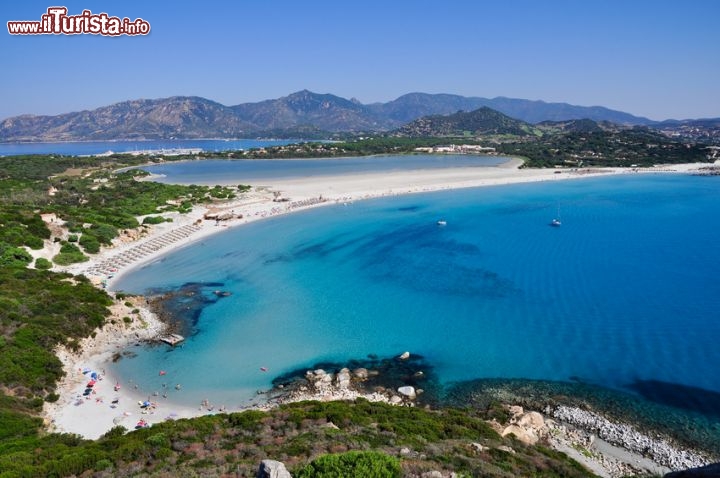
xmin=232 ymin=90 xmax=393 ymax=132
xmin=536 ymin=118 xmax=618 ymax=134
xmin=395 ymin=107 xmax=536 ymax=137
xmin=0 ymin=96 xmax=256 ymax=142
xmin=373 ymin=92 xmax=653 ymax=126
xmin=0 ymin=90 xmax=695 ymax=142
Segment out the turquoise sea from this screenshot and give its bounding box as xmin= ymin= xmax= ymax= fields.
xmin=110 ymin=168 xmax=720 ymax=430
xmin=106 ymin=161 xmax=719 ymax=452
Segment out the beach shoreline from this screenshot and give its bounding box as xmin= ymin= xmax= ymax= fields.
xmin=42 ymin=159 xmax=716 ymax=474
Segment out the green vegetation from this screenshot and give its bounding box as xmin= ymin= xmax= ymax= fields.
xmin=0 ymin=155 xmax=242 ymax=267
xmin=296 ymin=450 xmax=401 ymax=477
xmin=33 ymin=257 xmax=52 ymax=270
xmin=0 ymin=399 xmax=597 ymax=477
xmin=52 ymin=242 xmax=88 ymax=265
xmin=205 ymin=129 xmax=711 ymax=169
xmin=0 ymin=154 xmax=251 ymax=473
xmin=499 ymin=128 xmax=709 ymax=168
xmin=0 ymin=267 xmax=112 ymax=408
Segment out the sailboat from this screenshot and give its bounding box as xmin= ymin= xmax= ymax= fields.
xmin=550 ymin=206 xmax=561 ymax=227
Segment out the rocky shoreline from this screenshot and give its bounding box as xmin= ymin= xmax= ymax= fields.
xmin=252 ymin=354 xmax=717 ymax=478
xmin=551 ymin=405 xmax=711 ymax=471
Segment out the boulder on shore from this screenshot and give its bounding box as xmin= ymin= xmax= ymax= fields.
xmin=398 ymin=386 xmax=417 ymax=400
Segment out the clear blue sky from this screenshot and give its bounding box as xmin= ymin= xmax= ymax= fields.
xmin=1 ymin=0 xmax=718 ymax=120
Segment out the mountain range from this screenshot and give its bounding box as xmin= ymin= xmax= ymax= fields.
xmin=0 ymin=90 xmax=716 ymax=142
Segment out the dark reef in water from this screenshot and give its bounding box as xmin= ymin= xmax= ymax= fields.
xmin=144 ymin=282 xmax=230 ymax=337
xmin=628 ymin=379 xmax=720 ymax=421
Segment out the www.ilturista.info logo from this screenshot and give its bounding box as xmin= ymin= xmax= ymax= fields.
xmin=7 ymin=7 xmax=150 ymax=36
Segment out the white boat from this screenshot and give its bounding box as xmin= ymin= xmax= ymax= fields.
xmin=550 ymin=206 xmax=561 ymax=226
xmin=437 ymin=220 xmax=447 ymax=226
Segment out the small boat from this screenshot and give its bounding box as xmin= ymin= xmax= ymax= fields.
xmin=437 ymin=220 xmax=447 ymax=226
xmin=550 ymin=206 xmax=562 ymax=227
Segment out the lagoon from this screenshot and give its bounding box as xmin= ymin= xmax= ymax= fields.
xmin=139 ymin=154 xmax=506 ymax=184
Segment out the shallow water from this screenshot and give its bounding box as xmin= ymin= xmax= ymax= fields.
xmin=111 ymin=174 xmax=720 ymax=434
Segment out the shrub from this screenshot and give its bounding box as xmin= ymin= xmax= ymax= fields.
xmin=0 ymin=244 xmax=33 ymax=267
xmin=79 ymin=234 xmax=101 ymax=254
xmin=295 ymin=451 xmax=401 ymax=478
xmin=45 ymin=392 xmax=60 ymax=403
xmin=53 ymin=243 xmax=88 ymax=265
xmin=142 ymin=215 xmax=167 ymax=225
xmin=90 ymin=223 xmax=118 ymax=244
xmin=34 ymin=257 xmax=52 ymax=270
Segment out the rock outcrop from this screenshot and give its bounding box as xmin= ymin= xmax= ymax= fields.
xmin=256 ymin=459 xmax=291 ymax=478
xmin=501 ymin=407 xmax=547 ymax=445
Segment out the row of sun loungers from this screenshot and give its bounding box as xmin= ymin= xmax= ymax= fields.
xmin=83 ymin=223 xmax=203 ymax=278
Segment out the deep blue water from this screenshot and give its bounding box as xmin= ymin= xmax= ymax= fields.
xmin=111 ymin=174 xmax=720 ymax=423
xmin=138 ymin=155 xmax=506 ymax=184
xmin=0 ymin=139 xmax=297 ymax=156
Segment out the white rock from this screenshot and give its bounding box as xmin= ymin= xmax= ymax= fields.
xmin=518 ymin=411 xmax=545 ymax=430
xmin=256 ymin=459 xmax=291 ymax=478
xmin=336 ymin=368 xmax=351 ymax=389
xmin=470 ymin=442 xmax=488 ymax=453
xmin=398 ymin=386 xmax=417 ymax=399
xmin=352 ymin=368 xmax=368 ymax=379
xmin=502 ymin=424 xmax=538 ymax=445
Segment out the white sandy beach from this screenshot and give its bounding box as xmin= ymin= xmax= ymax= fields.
xmin=41 ymin=159 xmax=715 ymax=474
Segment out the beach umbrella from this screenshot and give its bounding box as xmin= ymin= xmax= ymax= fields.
xmin=90 ymin=372 xmax=98 ymax=380
xmin=82 ymin=368 xmax=91 ymax=374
